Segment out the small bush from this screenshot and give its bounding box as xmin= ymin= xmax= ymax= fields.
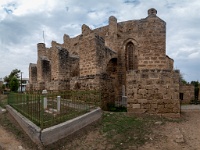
xmin=107 ymin=103 xmax=127 ymax=112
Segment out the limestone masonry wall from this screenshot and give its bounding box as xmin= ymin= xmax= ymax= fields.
xmin=126 ymin=70 xmax=180 ymax=117
xmin=179 ymin=84 xmax=194 ymax=104
xmin=28 ymin=8 xmax=182 ymax=116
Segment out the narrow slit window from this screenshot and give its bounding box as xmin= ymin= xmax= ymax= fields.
xmin=126 ymin=42 xmax=134 ymax=70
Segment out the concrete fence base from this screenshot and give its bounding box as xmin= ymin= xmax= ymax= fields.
xmin=6 ymin=105 xmax=102 ymax=146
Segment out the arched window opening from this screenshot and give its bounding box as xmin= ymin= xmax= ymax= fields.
xmin=125 ymin=42 xmax=135 ymax=70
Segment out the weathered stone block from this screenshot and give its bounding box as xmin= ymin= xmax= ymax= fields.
xmin=142 ymin=103 xmax=150 ymax=109
xmin=137 ymin=94 xmax=143 ymax=99
xmin=138 ymin=99 xmax=148 ymax=104
xmin=127 ymin=99 xmax=138 ymax=103
xmin=154 ymin=93 xmax=163 ymax=99
xmin=151 ymin=103 xmax=158 ymax=109
xmin=127 ymin=108 xmax=147 ymax=113
xmin=132 ymin=104 xmax=141 ymax=109
xmin=138 ymin=89 xmax=147 ymax=94
xmin=157 ymin=104 xmax=164 ymax=112
xmin=165 ymin=104 xmax=173 ymax=109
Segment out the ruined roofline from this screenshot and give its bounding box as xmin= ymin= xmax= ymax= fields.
xmin=29 ymin=63 xmax=37 ymax=67
xmin=166 ymin=55 xmax=174 ymax=61
xmin=93 ymin=8 xmax=165 ymax=33
xmin=118 ymin=15 xmax=165 ymax=24
xmin=38 ymin=8 xmax=165 ymax=49
xmin=56 ymin=45 xmax=78 ymax=57
xmin=59 ymin=8 xmax=164 ymax=42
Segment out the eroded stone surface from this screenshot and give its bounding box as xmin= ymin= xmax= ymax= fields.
xmin=27 ymin=8 xmax=185 ymax=115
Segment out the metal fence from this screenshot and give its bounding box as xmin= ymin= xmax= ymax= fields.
xmin=8 ymin=90 xmax=101 ymax=129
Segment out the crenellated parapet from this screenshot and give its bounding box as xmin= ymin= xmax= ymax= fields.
xmin=37 ymin=43 xmax=46 ymax=58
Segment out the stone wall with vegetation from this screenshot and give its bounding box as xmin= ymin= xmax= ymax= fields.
xmin=179 ymin=84 xmax=194 ymax=104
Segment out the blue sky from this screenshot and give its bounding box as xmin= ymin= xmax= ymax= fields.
xmin=0 ymin=0 xmax=200 ymax=82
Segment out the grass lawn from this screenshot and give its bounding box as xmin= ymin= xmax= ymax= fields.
xmin=0 ymin=95 xmax=183 ymax=149
xmin=0 ymin=109 xmax=184 ymax=150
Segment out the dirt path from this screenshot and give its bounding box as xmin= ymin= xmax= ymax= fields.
xmin=0 ymin=124 xmax=25 ymax=150
xmin=140 ymin=109 xmax=200 ymax=150
xmin=1 ymin=106 xmax=200 ymax=150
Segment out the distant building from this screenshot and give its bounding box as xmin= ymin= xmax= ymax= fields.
xmin=18 ymin=78 xmax=29 ymax=92
xmin=0 ymin=77 xmax=29 ymax=93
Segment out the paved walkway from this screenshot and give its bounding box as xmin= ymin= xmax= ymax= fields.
xmin=181 ymin=104 xmax=200 ymax=111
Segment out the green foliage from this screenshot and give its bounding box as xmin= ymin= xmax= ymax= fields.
xmin=8 ymin=91 xmax=101 ymax=129
xmin=9 ymin=77 xmax=19 ymax=92
xmin=0 ymin=86 xmax=2 ymax=94
xmin=107 ymin=103 xmax=127 ymax=112
xmin=191 ymin=81 xmax=199 ymax=88
xmin=3 ymin=69 xmax=20 ymax=89
xmin=181 ymin=79 xmax=188 ymax=84
xmin=2 ymin=84 xmax=5 ymax=90
xmin=179 ymin=73 xmax=188 ymax=84
xmin=190 ymin=84 xmax=200 ymax=103
xmin=101 ymin=112 xmax=152 ymax=149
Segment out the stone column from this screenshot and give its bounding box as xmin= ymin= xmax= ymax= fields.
xmin=42 ymin=89 xmax=48 ymax=109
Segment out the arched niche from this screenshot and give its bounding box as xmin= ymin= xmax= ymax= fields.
xmin=125 ymin=42 xmax=134 ymax=70
xmin=124 ymin=40 xmax=138 ymax=71
xmin=106 ymin=58 xmax=117 ymax=78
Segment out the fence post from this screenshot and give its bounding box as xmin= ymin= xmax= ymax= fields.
xmin=57 ymin=96 xmax=61 ymax=113
xmin=42 ymin=90 xmax=48 ymax=109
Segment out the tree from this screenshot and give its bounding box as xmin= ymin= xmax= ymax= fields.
xmin=4 ymin=69 xmax=20 ymax=89
xmin=0 ymin=85 xmax=2 ymax=94
xmin=9 ymin=77 xmax=20 ymax=92
xmin=179 ymin=73 xmax=188 ymax=84
xmin=191 ymin=81 xmax=199 ymax=100
xmin=191 ymin=81 xmax=199 ymax=87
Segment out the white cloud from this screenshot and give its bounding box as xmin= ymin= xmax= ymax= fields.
xmin=188 ymin=51 xmax=200 ymax=59
xmin=12 ymin=0 xmax=56 ymax=16
xmin=0 ymin=0 xmax=200 ymax=82
xmin=60 ymin=24 xmax=81 ymax=37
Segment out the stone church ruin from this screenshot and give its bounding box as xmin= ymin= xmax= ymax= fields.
xmin=27 ymin=8 xmax=182 ymax=117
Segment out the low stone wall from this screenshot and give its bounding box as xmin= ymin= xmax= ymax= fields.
xmin=41 ymin=108 xmax=102 ymax=145
xmin=6 ymin=105 xmax=41 ymax=145
xmin=126 ymin=69 xmax=180 ymax=117
xmin=6 ymin=105 xmax=102 ymax=146
xmin=179 ymin=84 xmax=194 ymax=104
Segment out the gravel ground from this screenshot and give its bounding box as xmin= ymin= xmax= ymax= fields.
xmin=0 ymin=124 xmax=25 ymax=150
xmin=140 ymin=106 xmax=200 ymax=150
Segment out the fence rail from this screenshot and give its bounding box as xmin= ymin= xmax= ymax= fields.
xmin=8 ymin=90 xmax=101 ymax=129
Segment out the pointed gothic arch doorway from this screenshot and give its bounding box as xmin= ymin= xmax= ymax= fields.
xmin=105 ymin=58 xmax=119 ymax=107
